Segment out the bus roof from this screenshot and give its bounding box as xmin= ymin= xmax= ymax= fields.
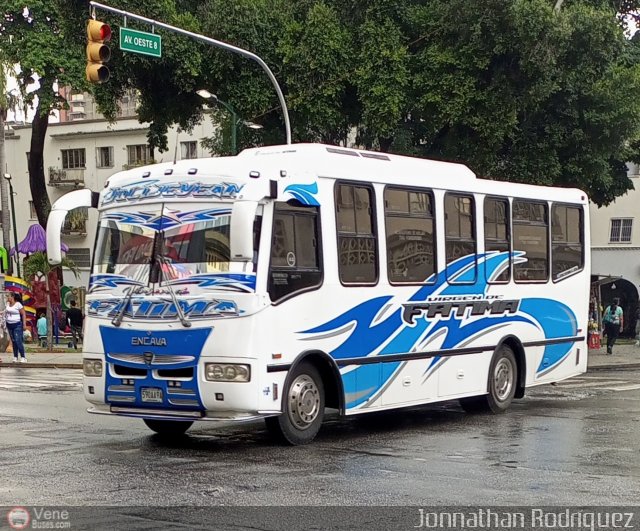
xmin=103 ymin=143 xmax=587 ymax=205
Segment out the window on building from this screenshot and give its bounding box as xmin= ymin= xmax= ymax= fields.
xmin=29 ymin=201 xmax=37 ymax=220
xmin=335 ymin=183 xmax=377 ymax=284
xmin=61 ymin=148 xmax=86 ymax=169
xmin=181 ymin=141 xmax=197 ymax=160
xmin=96 ymin=146 xmax=114 ymax=168
xmin=126 ymin=144 xmax=151 ymax=166
xmin=268 ymin=203 xmax=322 ymax=302
xmin=65 ymin=248 xmax=91 ymax=268
xmin=484 ymin=197 xmax=510 ymax=283
xmin=384 ymin=187 xmax=435 ymax=284
xmin=513 ymin=200 xmax=549 ymax=282
xmin=551 ymin=204 xmax=584 ymax=281
xmin=445 ymin=193 xmax=476 ymax=282
xmin=609 ymin=218 xmax=633 ymax=243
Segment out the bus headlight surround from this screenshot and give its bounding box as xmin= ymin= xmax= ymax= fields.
xmin=205 ymin=363 xmax=250 ymax=382
xmin=83 ymin=359 xmax=103 ymax=377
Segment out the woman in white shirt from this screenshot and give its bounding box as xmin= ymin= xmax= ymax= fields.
xmin=6 ymin=292 xmax=27 ymax=362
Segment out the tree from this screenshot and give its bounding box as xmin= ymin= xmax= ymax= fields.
xmin=23 ymin=251 xmax=79 ymax=349
xmin=0 ymin=0 xmax=206 ymax=226
xmin=4 ymin=0 xmax=640 ymax=212
xmin=191 ymin=0 xmax=640 ymax=205
xmin=400 ymin=0 xmax=640 ymax=206
xmin=0 ymin=1 xmax=91 ymax=226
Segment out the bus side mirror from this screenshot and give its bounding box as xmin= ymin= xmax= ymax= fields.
xmin=47 ymin=210 xmax=68 ymax=265
xmin=230 ymin=201 xmax=258 ymax=261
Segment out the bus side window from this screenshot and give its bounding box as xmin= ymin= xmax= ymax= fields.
xmin=384 ymin=187 xmax=436 ymax=284
xmin=444 ymin=193 xmax=476 ymax=283
xmin=484 ymin=197 xmax=510 ymax=283
xmin=513 ymin=200 xmax=549 ymax=282
xmin=268 ymin=203 xmax=322 ymax=303
xmin=335 ymin=183 xmax=378 ymax=284
xmin=551 ymin=204 xmax=584 ymax=281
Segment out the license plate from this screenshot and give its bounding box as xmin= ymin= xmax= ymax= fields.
xmin=141 ymin=387 xmax=163 ymax=403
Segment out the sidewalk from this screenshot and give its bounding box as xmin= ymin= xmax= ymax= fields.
xmin=0 ymin=341 xmax=638 ymax=371
xmin=585 ymin=340 xmax=640 ymax=371
xmin=0 ymin=348 xmax=83 ymax=369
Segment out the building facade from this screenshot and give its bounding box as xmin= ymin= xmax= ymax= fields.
xmin=3 ymin=105 xmax=216 ymax=287
xmin=589 ymin=164 xmax=640 ymax=336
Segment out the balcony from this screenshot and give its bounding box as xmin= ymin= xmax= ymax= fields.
xmin=49 ymin=167 xmax=85 ymax=187
xmin=61 ymin=208 xmax=88 ymax=236
xmin=122 ymin=159 xmax=156 ymax=171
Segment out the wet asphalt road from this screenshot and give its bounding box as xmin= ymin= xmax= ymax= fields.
xmin=0 ymin=368 xmax=639 ymax=515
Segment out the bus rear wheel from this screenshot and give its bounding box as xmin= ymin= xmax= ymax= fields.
xmin=460 ymin=344 xmax=517 ymax=414
xmin=265 ymin=362 xmax=325 ymax=445
xmin=143 ymin=419 xmax=193 ymax=436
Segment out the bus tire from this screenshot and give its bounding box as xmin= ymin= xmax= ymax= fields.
xmin=265 ymin=362 xmax=325 ymax=445
xmin=143 ymin=419 xmax=193 ymax=436
xmin=459 ymin=344 xmax=517 ymax=414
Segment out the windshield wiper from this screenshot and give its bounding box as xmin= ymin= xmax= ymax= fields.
xmin=155 ymin=255 xmax=192 ymax=328
xmin=111 ymin=285 xmax=143 ymax=327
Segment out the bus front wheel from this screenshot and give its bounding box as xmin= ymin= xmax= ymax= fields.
xmin=143 ymin=419 xmax=193 ymax=436
xmin=460 ymin=344 xmax=517 ymax=414
xmin=265 ymin=362 xmax=325 ymax=445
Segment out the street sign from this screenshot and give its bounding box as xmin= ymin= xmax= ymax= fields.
xmin=119 ymin=27 xmax=162 ymax=58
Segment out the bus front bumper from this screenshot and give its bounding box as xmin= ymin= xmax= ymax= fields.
xmin=87 ymin=405 xmax=281 ymax=422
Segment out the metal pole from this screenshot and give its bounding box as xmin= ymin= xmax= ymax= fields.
xmin=214 ymin=97 xmax=238 ymax=155
xmin=0 ymin=113 xmax=12 ymax=273
xmin=231 ymin=110 xmax=237 ymax=155
xmin=8 ymin=180 xmax=19 ymax=277
xmin=89 ymin=1 xmax=292 ymax=145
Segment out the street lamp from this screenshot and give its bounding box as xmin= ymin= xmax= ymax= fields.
xmin=3 ymin=173 xmax=20 ymax=277
xmin=196 ymin=89 xmax=263 ymax=155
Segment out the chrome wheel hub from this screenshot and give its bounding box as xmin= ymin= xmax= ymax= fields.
xmin=494 ymin=357 xmax=514 ymax=401
xmin=287 ymin=374 xmax=320 ymax=430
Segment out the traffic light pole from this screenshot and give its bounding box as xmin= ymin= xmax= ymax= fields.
xmin=213 ymin=98 xmax=238 ymax=155
xmin=89 ymin=1 xmax=292 ymax=145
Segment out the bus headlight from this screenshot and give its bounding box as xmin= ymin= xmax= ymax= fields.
xmin=205 ymin=363 xmax=250 ymax=382
xmin=83 ymin=359 xmax=103 ymax=377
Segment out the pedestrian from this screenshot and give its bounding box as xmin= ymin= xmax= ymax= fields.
xmin=66 ymin=300 xmax=84 ymax=350
xmin=5 ymin=292 xmax=27 ymax=363
xmin=635 ymin=307 xmax=640 ymax=347
xmin=603 ymin=298 xmax=624 ymax=355
xmin=37 ymin=312 xmax=47 ymax=345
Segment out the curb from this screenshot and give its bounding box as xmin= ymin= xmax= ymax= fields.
xmin=588 ymin=363 xmax=640 ymax=371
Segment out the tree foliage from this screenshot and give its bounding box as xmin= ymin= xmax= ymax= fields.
xmin=0 ymin=0 xmax=90 ymax=226
xmin=193 ymin=0 xmax=640 ymax=205
xmin=2 ymin=0 xmax=640 ymax=209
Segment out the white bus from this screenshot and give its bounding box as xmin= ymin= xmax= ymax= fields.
xmin=47 ymin=143 xmax=589 ymax=445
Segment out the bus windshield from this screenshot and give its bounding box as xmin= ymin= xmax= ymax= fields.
xmin=93 ymin=206 xmax=245 ymax=281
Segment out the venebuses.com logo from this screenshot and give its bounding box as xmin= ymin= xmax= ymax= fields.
xmin=6 ymin=507 xmax=30 ymax=530
xmin=5 ymin=507 xmax=71 ymax=529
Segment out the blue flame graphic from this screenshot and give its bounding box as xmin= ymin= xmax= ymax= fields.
xmin=283 ymin=183 xmax=320 ymax=206
xmin=300 ymin=251 xmax=578 ymax=408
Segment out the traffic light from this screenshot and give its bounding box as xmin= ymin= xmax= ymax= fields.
xmin=86 ymin=19 xmax=111 ymax=83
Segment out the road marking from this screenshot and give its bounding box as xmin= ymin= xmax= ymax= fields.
xmin=599 ymin=384 xmax=640 ymax=391
xmin=0 ymin=370 xmax=83 ymax=392
xmin=551 ymin=375 xmax=640 ymax=392
xmin=561 ymin=380 xmax=628 ymax=388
